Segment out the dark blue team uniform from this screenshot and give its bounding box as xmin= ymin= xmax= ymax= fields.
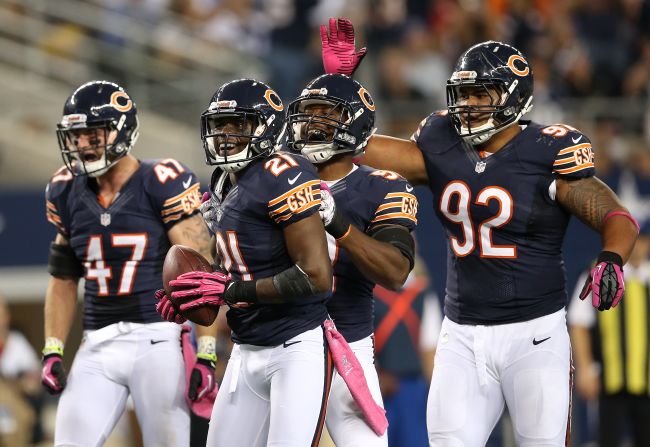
xmin=412 ymin=112 xmax=595 ymax=324
xmin=326 ymin=165 xmax=418 ymax=342
xmin=45 ymin=159 xmax=201 ymax=329
xmin=209 ymin=151 xmax=329 ymax=346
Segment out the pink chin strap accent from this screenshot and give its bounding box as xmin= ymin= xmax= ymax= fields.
xmin=604 ymin=210 xmax=640 ymax=233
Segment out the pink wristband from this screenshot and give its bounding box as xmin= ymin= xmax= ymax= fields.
xmin=604 ymin=210 xmax=640 ymax=232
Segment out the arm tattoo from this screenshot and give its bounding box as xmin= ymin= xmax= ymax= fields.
xmin=556 ymin=177 xmax=623 ymax=232
xmin=180 ymin=214 xmax=214 ymax=261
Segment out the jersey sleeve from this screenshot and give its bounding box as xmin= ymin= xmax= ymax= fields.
xmin=367 ymin=170 xmax=418 ymax=230
xmin=549 ymin=129 xmax=595 ymax=179
xmin=45 ymin=166 xmax=74 ymax=237
xmin=265 ymin=152 xmax=322 ymax=229
xmin=144 ymin=159 xmax=202 ymax=230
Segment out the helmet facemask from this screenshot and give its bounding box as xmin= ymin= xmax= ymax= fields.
xmin=201 ymin=110 xmax=280 ymax=173
xmin=56 ymin=117 xmax=135 ymax=177
xmin=289 ymin=97 xmax=357 ymax=164
xmin=447 ymin=78 xmax=533 ymax=145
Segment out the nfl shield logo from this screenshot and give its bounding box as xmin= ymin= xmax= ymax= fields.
xmin=100 ymin=213 xmax=111 ymax=227
xmin=475 ymin=161 xmax=486 ymax=173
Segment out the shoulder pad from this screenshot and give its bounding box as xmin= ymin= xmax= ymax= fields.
xmin=143 ymin=158 xmax=202 ymax=227
xmin=537 ymin=124 xmax=595 ymax=179
xmin=411 ymin=111 xmax=459 ymax=155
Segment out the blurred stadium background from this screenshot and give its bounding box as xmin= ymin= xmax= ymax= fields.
xmin=1 ymin=0 xmax=650 ymax=445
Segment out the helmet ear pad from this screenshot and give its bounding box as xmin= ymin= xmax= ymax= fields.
xmin=446 ymin=41 xmax=533 ymax=145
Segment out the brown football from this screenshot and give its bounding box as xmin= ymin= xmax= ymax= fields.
xmin=162 ymin=245 xmax=219 ymax=326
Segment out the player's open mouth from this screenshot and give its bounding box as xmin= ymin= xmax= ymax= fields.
xmin=218 ymin=141 xmax=244 ymax=156
xmin=81 ymin=152 xmax=100 ymax=162
xmin=306 ymin=128 xmax=329 ymax=142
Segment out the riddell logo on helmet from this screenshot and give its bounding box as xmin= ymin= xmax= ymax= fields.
xmin=61 ymin=114 xmax=87 ymax=126
xmin=110 ymin=91 xmax=133 ymax=112
xmin=452 ymin=71 xmax=477 ymax=80
xmin=507 ymin=55 xmax=529 ymax=76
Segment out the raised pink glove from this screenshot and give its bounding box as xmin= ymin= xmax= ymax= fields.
xmin=42 ymin=354 xmax=67 ymax=395
xmin=155 ymin=289 xmax=186 ymax=324
xmin=579 ymin=251 xmax=625 ymax=311
xmin=169 ymin=271 xmax=230 ymax=312
xmin=320 ymin=17 xmax=367 ymax=76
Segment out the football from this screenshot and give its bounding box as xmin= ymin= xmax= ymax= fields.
xmin=163 ymin=245 xmax=219 ymax=326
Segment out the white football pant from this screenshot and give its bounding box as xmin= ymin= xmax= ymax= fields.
xmin=54 ymin=322 xmax=189 ymax=447
xmin=427 ymin=308 xmax=572 ymax=446
xmin=207 ymin=326 xmax=333 ymax=447
xmin=325 ymin=334 xmax=387 ymax=446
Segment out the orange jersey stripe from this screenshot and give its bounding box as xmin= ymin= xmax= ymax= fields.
xmin=554 ymin=163 xmax=594 ymax=175
xmin=375 ymin=202 xmax=403 ymax=213
xmin=162 ymin=184 xmax=200 ymax=207
xmin=268 ymin=180 xmax=320 ymax=206
xmin=371 ymin=212 xmax=418 ymax=223
xmin=556 ymin=142 xmax=591 ymax=156
xmin=385 ymin=192 xmax=417 ymax=201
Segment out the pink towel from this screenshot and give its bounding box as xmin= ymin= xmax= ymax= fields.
xmin=323 ymin=319 xmax=388 ymax=436
xmin=181 ymin=326 xmax=218 ymax=419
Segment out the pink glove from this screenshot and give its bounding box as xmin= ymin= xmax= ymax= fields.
xmin=579 ymin=251 xmax=625 ymax=311
xmin=181 ymin=328 xmax=218 ymax=420
xmin=169 ymin=271 xmax=230 ymax=312
xmin=188 ymin=357 xmax=217 ymax=401
xmin=155 ymin=289 xmax=187 ymax=324
xmin=321 ymin=17 xmax=367 ymax=76
xmin=42 ymin=354 xmax=67 ymax=395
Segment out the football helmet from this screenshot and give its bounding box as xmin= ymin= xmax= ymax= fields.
xmin=201 ymin=79 xmax=286 ymax=173
xmin=56 ymin=80 xmax=139 ymax=177
xmin=287 ymin=74 xmax=376 ymax=164
xmin=446 ymin=41 xmax=533 ymax=145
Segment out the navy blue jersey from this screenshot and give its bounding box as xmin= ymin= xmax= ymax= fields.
xmin=326 ymin=165 xmax=418 ymax=342
xmin=209 ymin=151 xmax=329 ymax=346
xmin=45 ymin=159 xmax=201 ymax=329
xmin=412 ymin=112 xmax=595 ymax=324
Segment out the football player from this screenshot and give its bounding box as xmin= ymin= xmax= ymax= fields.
xmin=161 ymin=79 xmax=334 ymax=446
xmin=322 ymin=21 xmax=639 ymax=446
xmin=287 ymin=73 xmax=417 ymax=446
xmin=42 ymin=81 xmax=217 ymax=446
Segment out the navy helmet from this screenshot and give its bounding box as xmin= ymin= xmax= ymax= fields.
xmin=287 ymin=74 xmax=376 ymax=164
xmin=56 ymin=80 xmax=139 ymax=177
xmin=446 ymin=41 xmax=534 ymax=145
xmin=201 ymin=79 xmax=286 ymax=173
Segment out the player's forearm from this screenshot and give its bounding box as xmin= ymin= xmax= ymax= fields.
xmin=361 ymin=135 xmax=429 ymax=186
xmin=339 ymin=226 xmax=410 ymax=290
xmin=569 ymin=325 xmax=596 ymax=371
xmin=556 ymin=176 xmax=638 ymax=263
xmin=168 ymin=214 xmax=214 ymax=263
xmin=44 ymin=276 xmax=79 ymax=344
xmin=601 ymin=214 xmax=638 ymax=264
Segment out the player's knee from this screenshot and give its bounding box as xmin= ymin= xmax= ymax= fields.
xmin=427 ymin=364 xmax=468 ymax=433
xmin=512 ymin=368 xmax=568 ymax=441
